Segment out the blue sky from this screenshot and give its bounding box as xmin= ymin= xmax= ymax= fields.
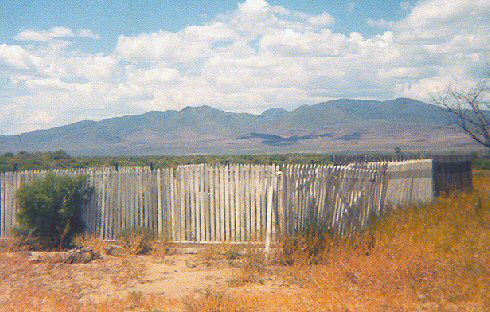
xmin=1 ymin=1 xmax=411 ymax=48
xmin=0 ymin=0 xmax=488 ymax=134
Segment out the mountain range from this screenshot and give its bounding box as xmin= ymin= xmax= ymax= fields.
xmin=0 ymin=98 xmax=481 ymax=155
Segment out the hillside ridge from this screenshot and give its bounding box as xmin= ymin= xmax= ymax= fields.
xmin=0 ymin=98 xmax=479 ymax=155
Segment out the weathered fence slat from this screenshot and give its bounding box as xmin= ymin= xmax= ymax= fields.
xmin=0 ymin=159 xmax=470 ymax=242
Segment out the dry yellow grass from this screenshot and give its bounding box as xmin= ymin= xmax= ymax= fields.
xmin=0 ymin=172 xmax=488 ymax=311
xmin=224 ymin=172 xmax=489 ymax=311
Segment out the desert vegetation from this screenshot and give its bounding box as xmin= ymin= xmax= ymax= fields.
xmin=2 ymin=150 xmax=489 ymax=172
xmin=15 ymin=174 xmax=91 ymax=249
xmin=0 ymin=171 xmax=488 ymax=311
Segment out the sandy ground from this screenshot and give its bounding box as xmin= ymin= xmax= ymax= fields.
xmin=0 ymin=249 xmax=296 ymax=307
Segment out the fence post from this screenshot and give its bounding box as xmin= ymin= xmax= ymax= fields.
xmin=277 ymin=168 xmax=284 ymax=242
xmin=265 ymin=170 xmax=276 ymax=257
xmin=157 ymin=169 xmax=163 ymax=239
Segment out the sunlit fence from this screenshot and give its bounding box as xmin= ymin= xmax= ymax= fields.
xmin=0 ymin=158 xmax=472 ymax=243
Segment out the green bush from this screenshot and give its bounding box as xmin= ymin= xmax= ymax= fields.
xmin=16 ymin=174 xmax=91 ymax=249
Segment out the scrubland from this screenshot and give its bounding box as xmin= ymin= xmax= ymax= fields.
xmin=1 ymin=172 xmax=488 ymax=311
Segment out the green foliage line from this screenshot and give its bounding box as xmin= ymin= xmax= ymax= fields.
xmin=2 ymin=150 xmax=488 ymax=171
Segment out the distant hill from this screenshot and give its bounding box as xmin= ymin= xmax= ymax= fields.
xmin=0 ymin=98 xmax=482 ymax=155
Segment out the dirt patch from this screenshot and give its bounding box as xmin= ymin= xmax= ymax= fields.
xmin=0 ymin=249 xmax=295 ymax=309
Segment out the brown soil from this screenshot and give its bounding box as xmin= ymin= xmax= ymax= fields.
xmin=0 ymin=250 xmax=296 ymax=308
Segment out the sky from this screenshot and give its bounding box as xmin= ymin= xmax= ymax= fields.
xmin=0 ymin=0 xmax=488 ymax=134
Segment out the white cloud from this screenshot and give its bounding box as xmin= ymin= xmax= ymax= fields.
xmin=14 ymin=27 xmax=74 ymax=41
xmin=0 ymin=44 xmax=36 ymax=69
xmin=260 ymin=28 xmax=349 ymax=57
xmin=308 ymin=12 xmax=335 ymax=27
xmin=0 ymin=0 xmax=489 ymax=134
xmin=78 ymin=29 xmax=101 ymax=40
xmin=116 ymin=31 xmax=212 ymax=63
xmin=239 ymin=0 xmax=269 ymax=14
xmin=14 ymin=27 xmax=100 ymax=42
xmin=25 ymin=77 xmax=73 ymax=90
xmin=127 ymin=64 xmax=181 ymax=85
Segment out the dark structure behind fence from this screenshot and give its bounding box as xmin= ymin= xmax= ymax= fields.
xmin=432 ymin=156 xmax=473 ymax=196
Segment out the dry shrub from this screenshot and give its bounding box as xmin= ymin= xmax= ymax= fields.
xmin=118 ymin=228 xmax=155 ymax=255
xmin=151 ymin=240 xmax=176 ymax=260
xmin=223 ymin=245 xmax=242 ymax=261
xmin=278 ymin=231 xmax=338 ymax=266
xmin=198 ymin=244 xmax=224 ymax=262
xmin=0 ymin=232 xmax=43 ymax=252
xmin=72 ymin=233 xmax=113 ymax=255
xmin=197 ymin=243 xmax=242 ymax=267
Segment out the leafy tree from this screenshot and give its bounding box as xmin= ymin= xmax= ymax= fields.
xmin=16 ymin=174 xmax=91 ymax=249
xmin=50 ymin=150 xmax=71 ymax=160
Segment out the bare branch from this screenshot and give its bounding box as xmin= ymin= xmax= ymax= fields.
xmin=431 ymin=84 xmax=489 ymax=149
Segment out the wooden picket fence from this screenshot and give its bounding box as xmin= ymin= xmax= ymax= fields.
xmin=280 ymin=163 xmax=387 ymax=239
xmin=157 ymin=164 xmax=280 ymax=243
xmin=0 ymin=163 xmax=392 ymax=244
